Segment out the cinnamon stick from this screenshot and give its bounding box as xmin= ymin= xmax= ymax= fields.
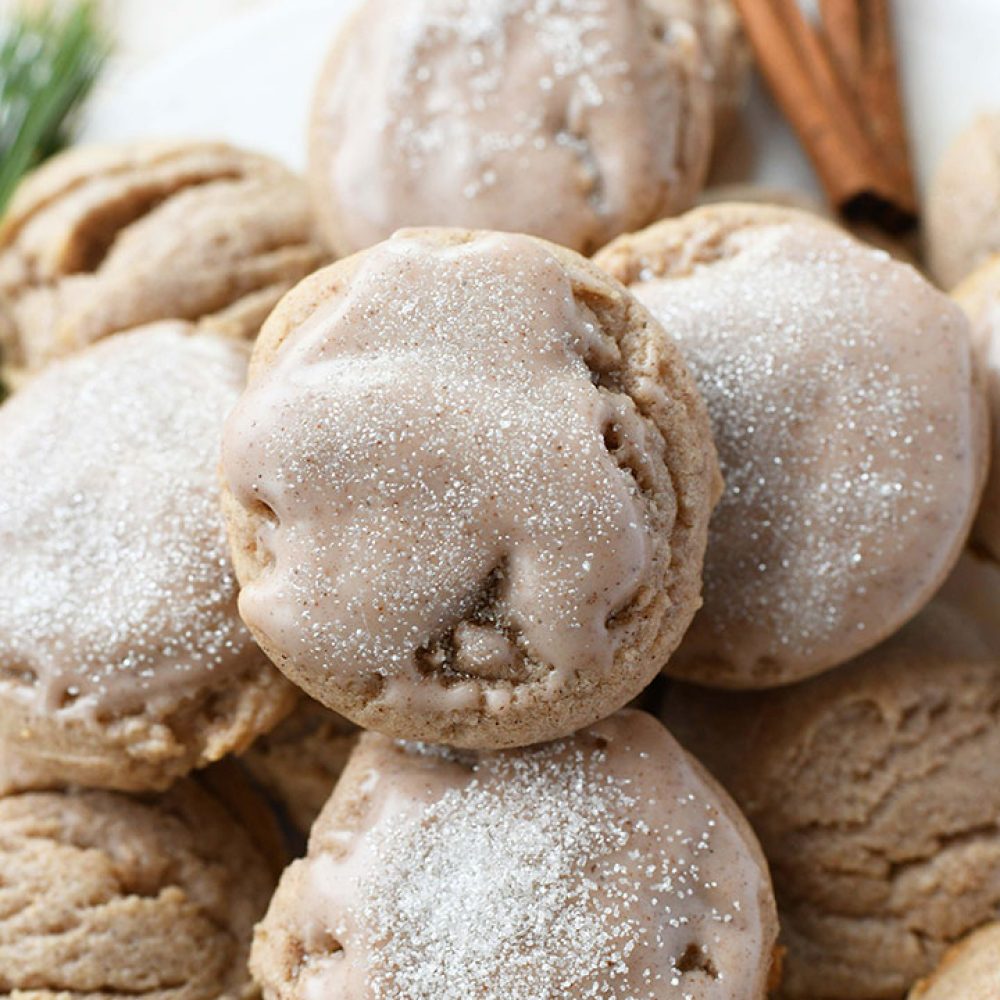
xmin=734 ymin=0 xmax=917 ymax=233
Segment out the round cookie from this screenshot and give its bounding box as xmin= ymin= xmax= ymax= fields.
xmin=221 ymin=228 xmax=720 ymax=748
xmin=0 ymin=779 xmax=275 ymax=999
xmin=909 ymin=923 xmax=1000 ymax=1000
xmin=661 ymin=592 xmax=1000 ymax=1000
xmin=250 ymin=709 xmax=779 ymax=1000
xmin=954 ymin=254 xmax=1000 ymax=562
xmin=308 ymin=0 xmax=713 ymax=258
xmin=595 ymin=203 xmax=987 ymax=688
xmin=926 ymin=113 xmax=1000 ymax=289
xmin=0 ymin=139 xmax=327 ymax=372
xmin=0 ymin=321 xmax=295 ymax=792
xmin=242 ymin=698 xmax=359 ymax=833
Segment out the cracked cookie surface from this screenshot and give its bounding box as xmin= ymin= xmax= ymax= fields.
xmin=0 ymin=140 xmax=326 ymax=372
xmin=242 ymin=698 xmax=358 ymax=833
xmin=0 ymin=779 xmax=275 ymax=999
xmin=222 ymin=228 xmax=719 ymax=748
xmin=661 ymin=582 xmax=1000 ymax=999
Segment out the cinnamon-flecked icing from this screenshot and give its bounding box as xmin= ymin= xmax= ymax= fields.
xmin=599 ymin=213 xmax=986 ymax=685
xmin=223 ymin=231 xmax=652 ymax=712
xmin=250 ymin=710 xmax=777 ymax=999
xmin=308 ymin=0 xmax=712 ymax=255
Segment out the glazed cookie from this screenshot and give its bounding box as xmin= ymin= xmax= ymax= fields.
xmin=661 ymin=593 xmax=1000 ymax=1000
xmin=954 ymin=254 xmax=1000 ymax=562
xmin=0 ymin=139 xmax=326 ymax=372
xmin=926 ymin=113 xmax=1000 ymax=288
xmin=250 ymin=710 xmax=778 ymax=1000
xmin=0 ymin=322 xmax=295 ymax=792
xmin=242 ymin=698 xmax=359 ymax=833
xmin=222 ymin=228 xmax=720 ymax=748
xmin=596 ymin=204 xmax=986 ymax=687
xmin=0 ymin=779 xmax=274 ymax=999
xmin=909 ymin=923 xmax=1000 ymax=1000
xmin=308 ymin=0 xmax=713 ymax=257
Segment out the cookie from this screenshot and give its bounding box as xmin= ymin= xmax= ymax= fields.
xmin=595 ymin=203 xmax=987 ymax=687
xmin=307 ymin=0 xmax=713 ymax=257
xmin=242 ymin=698 xmax=359 ymax=833
xmin=926 ymin=113 xmax=1000 ymax=288
xmin=0 ymin=322 xmax=295 ymax=792
xmin=250 ymin=709 xmax=778 ymax=1000
xmin=222 ymin=228 xmax=720 ymax=748
xmin=654 ymin=0 xmax=751 ymax=143
xmin=697 ymin=184 xmax=922 ymax=266
xmin=0 ymin=779 xmax=275 ymax=999
xmin=909 ymin=923 xmax=1000 ymax=1000
xmin=954 ymin=254 xmax=1000 ymax=562
xmin=0 ymin=139 xmax=326 ymax=372
xmin=661 ymin=588 xmax=1000 ymax=1000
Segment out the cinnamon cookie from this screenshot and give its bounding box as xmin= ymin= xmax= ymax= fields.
xmin=661 ymin=589 xmax=1000 ymax=1000
xmin=909 ymin=923 xmax=1000 ymax=1000
xmin=308 ymin=0 xmax=713 ymax=257
xmin=0 ymin=140 xmax=326 ymax=372
xmin=654 ymin=0 xmax=750 ymax=143
xmin=596 ymin=204 xmax=987 ymax=687
xmin=927 ymin=113 xmax=1000 ymax=289
xmin=222 ymin=228 xmax=719 ymax=748
xmin=242 ymin=698 xmax=358 ymax=833
xmin=0 ymin=322 xmax=295 ymax=792
xmin=250 ymin=710 xmax=778 ymax=1000
xmin=0 ymin=779 xmax=275 ymax=999
xmin=954 ymin=254 xmax=1000 ymax=562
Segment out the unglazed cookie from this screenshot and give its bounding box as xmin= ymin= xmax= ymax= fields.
xmin=250 ymin=710 xmax=778 ymax=1000
xmin=909 ymin=923 xmax=1000 ymax=1000
xmin=661 ymin=592 xmax=1000 ymax=1000
xmin=596 ymin=204 xmax=987 ymax=687
xmin=0 ymin=779 xmax=274 ymax=999
xmin=0 ymin=139 xmax=326 ymax=371
xmin=954 ymin=254 xmax=1000 ymax=562
xmin=926 ymin=113 xmax=1000 ymax=289
xmin=242 ymin=698 xmax=359 ymax=833
xmin=308 ymin=0 xmax=713 ymax=257
xmin=0 ymin=322 xmax=295 ymax=792
xmin=222 ymin=228 xmax=720 ymax=748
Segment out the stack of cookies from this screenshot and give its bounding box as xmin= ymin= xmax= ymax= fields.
xmin=0 ymin=2 xmax=998 ymax=999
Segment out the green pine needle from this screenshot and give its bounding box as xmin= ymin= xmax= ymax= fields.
xmin=0 ymin=1 xmax=109 ymax=216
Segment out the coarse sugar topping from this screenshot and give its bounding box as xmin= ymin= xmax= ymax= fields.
xmin=0 ymin=323 xmax=256 ymax=717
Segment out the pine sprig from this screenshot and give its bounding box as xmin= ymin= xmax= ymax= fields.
xmin=0 ymin=1 xmax=109 ymax=216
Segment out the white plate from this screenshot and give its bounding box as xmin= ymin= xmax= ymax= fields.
xmin=81 ymin=0 xmax=1000 ymax=198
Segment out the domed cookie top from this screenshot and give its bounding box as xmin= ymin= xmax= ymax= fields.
xmin=307 ymin=0 xmax=713 ymax=257
xmin=926 ymin=113 xmax=1000 ymax=289
xmin=0 ymin=779 xmax=275 ymax=1000
xmin=661 ymin=587 xmax=1000 ymax=1000
xmin=954 ymin=254 xmax=1000 ymax=563
xmin=0 ymin=139 xmax=326 ymax=372
xmin=909 ymin=923 xmax=1000 ymax=1000
xmin=250 ymin=710 xmax=778 ymax=1000
xmin=222 ymin=228 xmax=719 ymax=748
xmin=596 ymin=204 xmax=987 ymax=688
xmin=0 ymin=322 xmax=294 ymax=792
